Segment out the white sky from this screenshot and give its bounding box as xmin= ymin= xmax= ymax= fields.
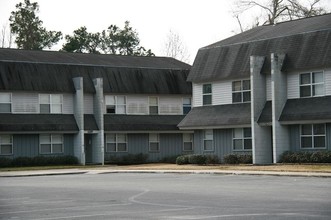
xmin=0 ymin=0 xmax=330 ymax=64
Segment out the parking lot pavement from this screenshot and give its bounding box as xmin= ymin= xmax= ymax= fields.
xmin=0 ymin=173 xmax=331 ymax=219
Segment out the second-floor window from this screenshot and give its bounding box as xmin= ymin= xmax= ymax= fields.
xmin=232 ymin=80 xmax=250 ymax=103
xmin=0 ymin=93 xmax=11 ymax=113
xmin=183 ymin=97 xmax=191 ymax=114
xmin=40 ymin=94 xmax=62 ymax=113
xmin=105 ymin=96 xmax=126 ymax=114
xmin=300 ymin=72 xmax=324 ymax=98
xmin=149 ymin=97 xmax=159 ymax=115
xmin=203 ymin=84 xmax=212 ymax=105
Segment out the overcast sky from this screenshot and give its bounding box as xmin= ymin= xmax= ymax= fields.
xmin=0 ymin=0 xmax=330 ymax=64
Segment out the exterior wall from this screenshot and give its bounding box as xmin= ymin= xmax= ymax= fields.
xmin=104 ymin=133 xmax=186 ymax=162
xmin=159 ymin=97 xmax=182 ymax=115
xmin=0 ymin=134 xmax=74 ymax=159
xmin=193 ymin=129 xmax=251 ymax=162
xmin=63 ymin=94 xmax=74 ymax=114
xmin=266 ymin=75 xmax=272 ymax=101
xmin=84 ymin=93 xmax=94 ymax=114
xmin=127 ymin=96 xmax=149 ymax=114
xmin=287 ymin=68 xmax=331 ymax=99
xmin=192 ymin=83 xmax=202 ymax=107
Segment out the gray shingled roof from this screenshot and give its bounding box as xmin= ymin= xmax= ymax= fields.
xmin=279 ymin=96 xmax=331 ymax=123
xmin=189 ymin=14 xmax=331 ymax=83
xmin=178 ymin=103 xmax=251 ymax=129
xmin=257 ymin=101 xmax=272 ymax=125
xmin=0 ymin=49 xmax=191 ymax=94
xmin=0 ymin=114 xmax=78 ymax=132
xmin=84 ymin=115 xmax=99 ymax=131
xmin=104 ymin=115 xmax=185 ymax=131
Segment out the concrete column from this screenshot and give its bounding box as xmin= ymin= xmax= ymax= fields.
xmin=73 ymin=77 xmax=85 ymax=165
xmin=92 ymin=78 xmax=104 ymax=165
xmin=271 ymin=53 xmax=290 ymax=163
xmin=250 ymin=56 xmax=272 ymax=164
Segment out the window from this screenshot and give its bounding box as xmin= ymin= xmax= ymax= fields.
xmin=149 ymin=97 xmax=158 ymax=115
xmin=0 ymin=135 xmax=13 ymax=155
xmin=183 ymin=133 xmax=193 ymax=151
xmin=149 ymin=133 xmax=160 ymax=152
xmin=183 ymin=98 xmax=191 ymax=114
xmin=40 ymin=134 xmax=63 ymax=154
xmin=0 ymin=93 xmax=11 ymax=113
xmin=105 ymin=96 xmax=126 ymax=114
xmin=203 ymin=84 xmax=212 ymax=105
xmin=40 ymin=94 xmax=62 ymax=113
xmin=300 ymin=124 xmax=326 ymax=149
xmin=106 ymin=134 xmax=128 ymax=152
xmin=232 ymin=80 xmax=251 ymax=103
xmin=233 ymin=128 xmax=252 ymax=151
xmin=203 ymin=130 xmax=213 ymax=151
xmin=300 ymin=72 xmax=324 ymax=97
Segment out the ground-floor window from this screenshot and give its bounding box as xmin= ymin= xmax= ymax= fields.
xmin=233 ymin=128 xmax=252 ymax=151
xmin=149 ymin=133 xmax=160 ymax=152
xmin=300 ymin=124 xmax=326 ymax=149
xmin=203 ymin=130 xmax=213 ymax=151
xmin=40 ymin=134 xmax=63 ymax=154
xmin=0 ymin=135 xmax=13 ymax=155
xmin=183 ymin=133 xmax=193 ymax=151
xmin=106 ymin=134 xmax=128 ymax=152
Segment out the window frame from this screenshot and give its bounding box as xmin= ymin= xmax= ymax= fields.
xmin=39 ymin=134 xmax=64 ymax=154
xmin=232 ymin=80 xmax=251 ymax=103
xmin=39 ymin=94 xmax=63 ymax=114
xmin=232 ymin=128 xmax=252 ymax=151
xmin=105 ymin=95 xmax=127 ymax=114
xmin=0 ymin=135 xmax=13 ymax=155
xmin=183 ymin=133 xmax=193 ymax=152
xmin=299 ymin=71 xmax=324 ymax=98
xmin=0 ymin=93 xmax=12 ymax=113
xmin=203 ymin=129 xmax=214 ymax=152
xmin=149 ymin=133 xmax=160 ymax=152
xmin=202 ymin=84 xmax=212 ymax=106
xmin=105 ymin=133 xmax=128 ymax=152
xmin=183 ymin=97 xmax=192 ymax=114
xmin=149 ymin=97 xmax=159 ymax=115
xmin=300 ymin=124 xmax=326 ymax=149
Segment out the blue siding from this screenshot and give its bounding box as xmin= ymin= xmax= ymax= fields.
xmin=64 ymin=134 xmax=75 ymax=156
xmin=104 ymin=133 xmax=184 ymax=162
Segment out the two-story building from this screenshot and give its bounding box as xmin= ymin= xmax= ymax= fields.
xmin=179 ymin=14 xmax=331 ymax=164
xmin=0 ymin=49 xmax=192 ymax=164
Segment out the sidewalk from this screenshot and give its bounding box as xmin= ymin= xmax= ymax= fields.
xmin=1 ymin=167 xmax=331 ymax=178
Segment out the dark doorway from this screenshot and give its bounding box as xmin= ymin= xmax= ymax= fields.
xmin=85 ymin=134 xmax=93 ymax=164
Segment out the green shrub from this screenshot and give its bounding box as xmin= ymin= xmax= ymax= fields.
xmin=206 ymin=154 xmax=219 ymax=164
xmin=160 ymin=155 xmax=179 ymax=164
xmin=0 ymin=157 xmax=12 ymax=168
xmin=12 ymin=157 xmax=33 ymax=167
xmin=188 ymin=154 xmax=207 ymax=165
xmin=176 ymin=155 xmax=189 ymax=165
xmin=106 ymin=153 xmax=148 ymax=165
xmin=279 ymin=151 xmax=331 ymax=163
xmin=224 ymin=154 xmax=252 ymax=164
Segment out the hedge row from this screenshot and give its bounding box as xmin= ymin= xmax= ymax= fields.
xmin=223 ymin=154 xmax=252 ymax=164
xmin=0 ymin=155 xmax=79 ymax=168
xmin=279 ymin=151 xmax=331 ymax=163
xmin=176 ymin=154 xmax=219 ymax=165
xmin=105 ymin=153 xmax=148 ymax=165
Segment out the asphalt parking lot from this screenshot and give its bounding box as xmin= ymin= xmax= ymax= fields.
xmin=0 ymin=173 xmax=330 ymax=220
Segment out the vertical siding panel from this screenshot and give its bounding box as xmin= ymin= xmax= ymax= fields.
xmin=287 ymin=73 xmax=299 ymax=99
xmin=12 ymin=93 xmax=39 ymax=113
xmin=13 ymin=134 xmax=39 ymax=158
xmin=213 ymin=81 xmax=232 ymax=105
xmin=64 ymin=134 xmax=74 ymax=156
xmin=324 ymin=69 xmax=331 ymax=96
xmin=266 ymin=75 xmax=272 ymax=101
xmin=214 ymin=129 xmax=233 ymax=162
xmin=327 ymin=123 xmax=331 ymax=151
xmin=159 ymin=97 xmax=182 ymax=115
xmin=63 ymin=93 xmax=74 ymax=114
xmin=192 ymin=84 xmax=202 ymax=107
xmin=84 ymin=94 xmax=94 ymax=114
xmin=159 ymin=133 xmax=182 ymax=158
xmin=289 ymin=125 xmax=300 ymax=152
xmin=193 ymin=130 xmax=203 ymax=154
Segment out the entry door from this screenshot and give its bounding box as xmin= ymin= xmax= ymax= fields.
xmin=85 ymin=135 xmax=93 ymax=164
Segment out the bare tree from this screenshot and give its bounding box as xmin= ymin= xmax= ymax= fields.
xmin=163 ymin=30 xmax=190 ymax=63
xmin=0 ymin=23 xmax=14 ymax=48
xmin=232 ymin=0 xmax=329 ymax=32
